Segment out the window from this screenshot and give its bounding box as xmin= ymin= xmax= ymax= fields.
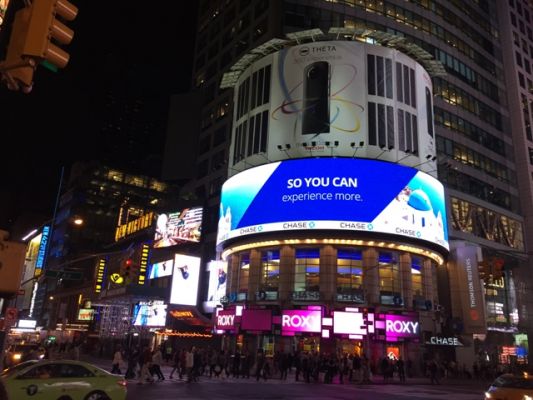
xmin=336 ymin=249 xmax=364 ymax=303
xmin=238 ymin=253 xmax=250 ymax=293
xmin=411 ymin=257 xmax=423 ymax=297
xmin=260 ymin=250 xmax=280 ymax=293
xmin=59 ymin=363 xmax=94 ymax=378
xmin=378 ymin=252 xmax=401 ymax=305
xmin=294 ymin=248 xmax=320 ymax=293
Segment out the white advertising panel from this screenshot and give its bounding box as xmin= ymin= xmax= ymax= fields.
xmin=170 ymin=254 xmax=201 ymax=305
xmin=148 ymin=259 xmax=173 ymax=279
xmin=204 ymin=260 xmax=228 ymax=312
xmin=333 ymin=311 xmax=367 ymax=335
xmin=229 ymin=41 xmax=435 ymax=173
xmin=218 ymin=158 xmax=448 ymax=250
xmin=132 ymin=301 xmax=167 ymax=327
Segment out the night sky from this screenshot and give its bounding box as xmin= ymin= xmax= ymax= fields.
xmin=0 ymin=1 xmax=198 ymax=231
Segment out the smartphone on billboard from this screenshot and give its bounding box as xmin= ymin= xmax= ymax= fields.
xmin=425 ymin=87 xmax=434 ymax=138
xmin=302 ymin=61 xmax=330 ymax=136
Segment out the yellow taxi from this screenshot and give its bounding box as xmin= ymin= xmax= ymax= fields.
xmin=1 ymin=360 xmax=127 ymax=400
xmin=485 ymin=372 xmax=533 ymax=400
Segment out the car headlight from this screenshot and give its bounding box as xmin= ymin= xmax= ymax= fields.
xmin=12 ymin=354 xmax=21 ymax=361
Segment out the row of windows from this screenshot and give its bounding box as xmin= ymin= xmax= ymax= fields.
xmin=436 ymin=136 xmax=513 ymax=184
xmin=434 ymin=78 xmax=503 ymax=130
xmin=451 ymin=197 xmax=524 ymax=250
xmin=509 ymin=0 xmax=531 ymax=23
xmin=433 ymin=108 xmax=506 ymax=157
xmin=232 ymin=248 xmax=431 ymax=305
xmin=236 ymin=65 xmax=271 ymax=120
xmin=368 ymin=102 xmax=394 ymax=150
xmin=439 ymin=167 xmax=516 ymax=212
xmin=233 ymin=110 xmax=269 ymax=164
xmin=341 ymin=1 xmax=499 ymax=75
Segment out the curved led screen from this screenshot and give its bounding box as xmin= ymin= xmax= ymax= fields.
xmin=217 ymin=158 xmax=448 ymax=250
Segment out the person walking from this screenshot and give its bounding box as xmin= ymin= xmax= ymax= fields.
xmin=381 ymin=357 xmax=390 ymax=383
xmin=137 ymin=347 xmax=154 ymax=385
xmin=185 ymin=347 xmax=195 ymax=383
xmin=111 ymin=346 xmax=123 ymax=375
xmin=397 ymin=357 xmax=406 ymax=383
xmin=151 ymin=348 xmax=165 ymax=381
xmin=428 ymin=359 xmax=440 ymax=385
xmin=169 ymin=349 xmax=181 ymax=379
xmin=255 ymin=349 xmax=267 ymax=381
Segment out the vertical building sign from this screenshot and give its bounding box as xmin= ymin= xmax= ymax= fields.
xmin=455 ymin=244 xmax=486 ymax=334
xmin=94 ymin=258 xmax=107 ymax=294
xmin=138 ymin=244 xmax=150 ymax=285
xmin=34 ymin=226 xmax=50 ymax=276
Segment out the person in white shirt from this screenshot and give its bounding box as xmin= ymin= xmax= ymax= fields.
xmin=151 ymin=347 xmax=165 ymax=381
xmin=111 ymin=346 xmax=123 ymax=374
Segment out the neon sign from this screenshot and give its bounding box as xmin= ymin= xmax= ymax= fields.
xmin=35 ymin=225 xmax=50 ymax=274
xmin=281 ymin=310 xmax=321 ymax=333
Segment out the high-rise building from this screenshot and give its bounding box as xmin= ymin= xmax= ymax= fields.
xmin=170 ymin=0 xmax=532 ymax=368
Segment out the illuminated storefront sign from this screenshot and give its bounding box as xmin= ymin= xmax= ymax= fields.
xmin=138 ymin=244 xmax=150 ymax=285
xmin=77 ymin=309 xmax=95 ymax=321
xmin=281 ymin=309 xmax=321 ymax=333
xmin=218 ymin=158 xmax=448 ymax=251
xmin=427 ymin=336 xmax=463 ymax=346
xmin=333 ymin=311 xmax=368 ymax=336
xmin=34 ymin=225 xmax=50 ymax=275
xmin=94 ymin=258 xmax=107 ymax=293
xmin=375 ymin=314 xmax=420 ymax=340
xmin=216 ymin=310 xmax=236 ymax=330
xmin=115 ymin=212 xmax=154 ymax=242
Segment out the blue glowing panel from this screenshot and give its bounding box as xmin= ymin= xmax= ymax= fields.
xmin=217 ymin=158 xmax=448 ymax=250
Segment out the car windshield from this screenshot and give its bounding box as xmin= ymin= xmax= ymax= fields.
xmin=492 ymin=375 xmax=533 ymax=389
xmin=1 ymin=361 xmax=38 ymax=377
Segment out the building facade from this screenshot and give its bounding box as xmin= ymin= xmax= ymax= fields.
xmin=178 ymin=0 xmax=531 ymax=369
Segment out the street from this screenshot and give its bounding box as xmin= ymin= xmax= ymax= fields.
xmin=125 ymin=376 xmax=487 ymax=399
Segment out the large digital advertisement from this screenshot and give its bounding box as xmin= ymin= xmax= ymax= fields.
xmin=153 ymin=207 xmax=203 ymax=248
xmin=218 ymin=158 xmax=448 ymax=250
xmin=148 ymin=259 xmax=174 ymax=279
xmin=229 ymin=41 xmax=435 ymax=170
xmin=204 ymin=260 xmax=228 ymax=312
xmin=170 ymin=254 xmax=201 ymax=306
xmin=132 ymin=301 xmax=167 ymax=327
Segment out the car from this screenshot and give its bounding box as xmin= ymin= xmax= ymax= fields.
xmin=1 ymin=359 xmax=127 ymax=400
xmin=4 ymin=344 xmax=45 ymax=368
xmin=485 ymin=372 xmax=533 ymax=400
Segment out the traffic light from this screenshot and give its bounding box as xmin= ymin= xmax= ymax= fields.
xmin=492 ymin=257 xmax=505 ymax=279
xmin=0 ymin=0 xmax=78 ymax=91
xmin=122 ymin=258 xmax=133 ymax=278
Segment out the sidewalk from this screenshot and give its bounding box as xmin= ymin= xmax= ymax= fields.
xmin=78 ymin=353 xmax=489 ymax=389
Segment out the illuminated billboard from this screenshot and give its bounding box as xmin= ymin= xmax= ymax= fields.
xmin=169 ymin=254 xmax=201 ymax=306
xmin=154 ymin=207 xmax=203 ymax=248
xmin=132 ymin=301 xmax=167 ymax=327
xmin=281 ymin=309 xmax=322 ymax=334
xmin=228 ymin=40 xmax=436 ymax=173
xmin=375 ymin=313 xmax=420 ymax=340
xmin=77 ymin=309 xmax=94 ymax=321
xmin=204 ymin=260 xmax=228 ymax=311
xmin=218 ymin=158 xmax=448 ymax=250
xmin=148 ymin=259 xmax=173 ymax=279
xmin=333 ymin=311 xmax=368 ymax=336
xmin=0 ymin=0 xmax=10 ymax=28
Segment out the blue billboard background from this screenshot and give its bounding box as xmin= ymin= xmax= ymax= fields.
xmin=218 ymin=158 xmax=448 ymax=250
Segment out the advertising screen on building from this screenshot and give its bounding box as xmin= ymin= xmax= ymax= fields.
xmin=77 ymin=309 xmax=94 ymax=321
xmin=204 ymin=260 xmax=228 ymax=311
xmin=153 ymin=207 xmax=203 ymax=248
xmin=148 ymin=259 xmax=173 ymax=279
xmin=375 ymin=313 xmax=420 ymax=340
xmin=333 ymin=311 xmax=367 ymax=335
xmin=169 ymin=254 xmax=201 ymax=305
xmin=218 ymin=158 xmax=448 ymax=250
xmin=281 ymin=309 xmax=322 ymax=334
xmin=132 ymin=301 xmax=167 ymax=327
xmin=241 ymin=309 xmax=272 ymax=331
xmin=0 ymin=0 xmax=10 ymax=28
xmin=228 ymin=41 xmax=435 ymax=171
xmin=215 ymin=309 xmax=237 ymax=330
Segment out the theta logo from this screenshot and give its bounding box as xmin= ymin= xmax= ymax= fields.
xmin=217 ymin=314 xmax=235 ymax=327
xmin=299 ymin=46 xmax=310 ymax=56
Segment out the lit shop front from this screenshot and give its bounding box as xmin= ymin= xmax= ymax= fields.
xmin=214 ymin=305 xmax=423 ymax=366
